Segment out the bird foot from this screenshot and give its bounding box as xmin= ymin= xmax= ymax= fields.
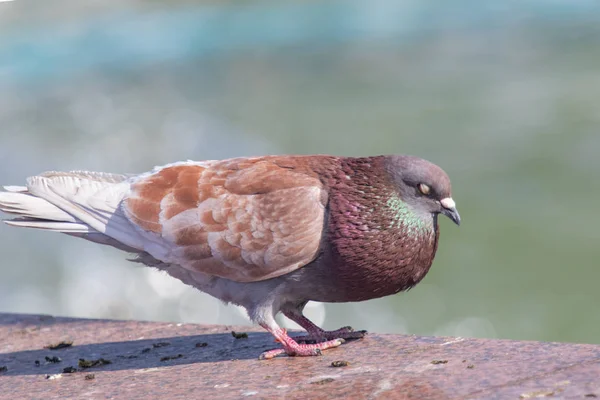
xmin=259 ymin=335 xmax=345 ymax=360
xmin=294 ymin=326 xmax=368 ymax=344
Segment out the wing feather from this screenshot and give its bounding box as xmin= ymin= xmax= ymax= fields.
xmin=123 ymin=157 xmax=327 ymax=282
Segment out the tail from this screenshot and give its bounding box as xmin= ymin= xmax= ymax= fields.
xmin=0 ymin=171 xmax=145 ymax=253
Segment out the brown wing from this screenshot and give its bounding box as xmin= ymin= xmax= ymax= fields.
xmin=122 ymin=157 xmax=328 ymax=282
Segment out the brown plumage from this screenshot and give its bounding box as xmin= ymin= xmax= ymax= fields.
xmin=0 ymin=154 xmax=460 ymax=359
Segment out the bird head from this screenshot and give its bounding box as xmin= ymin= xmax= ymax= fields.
xmin=385 ymin=155 xmax=461 ymax=226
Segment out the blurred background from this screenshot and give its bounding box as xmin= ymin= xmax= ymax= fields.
xmin=0 ymin=0 xmax=599 ymax=345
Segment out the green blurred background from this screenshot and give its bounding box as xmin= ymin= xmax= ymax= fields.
xmin=0 ymin=0 xmax=599 ymax=345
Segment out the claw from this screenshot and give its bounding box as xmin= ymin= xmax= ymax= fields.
xmin=258 ymin=337 xmax=345 ymax=360
xmin=260 ymin=317 xmax=365 ymax=360
xmin=259 ymin=348 xmax=286 ymax=360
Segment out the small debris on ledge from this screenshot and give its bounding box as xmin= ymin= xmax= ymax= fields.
xmin=160 ymin=354 xmax=184 ymax=362
xmin=78 ymin=358 xmax=112 ymax=369
xmin=44 ymin=341 xmax=73 ymax=350
xmin=231 ymin=331 xmax=248 ymax=339
xmin=330 ymin=360 xmax=350 ymax=367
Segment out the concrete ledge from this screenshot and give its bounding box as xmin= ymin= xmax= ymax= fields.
xmin=0 ymin=313 xmax=599 ymax=399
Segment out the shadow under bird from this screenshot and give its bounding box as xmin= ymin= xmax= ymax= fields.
xmin=0 ymin=154 xmax=460 ymax=359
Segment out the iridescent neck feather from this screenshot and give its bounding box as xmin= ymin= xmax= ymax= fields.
xmin=384 ymin=191 xmax=433 ymax=235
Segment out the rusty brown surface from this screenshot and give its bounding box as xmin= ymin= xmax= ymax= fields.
xmin=0 ymin=313 xmax=599 ymax=399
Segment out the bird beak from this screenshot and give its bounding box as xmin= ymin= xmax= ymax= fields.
xmin=440 ymin=197 xmax=461 ymax=226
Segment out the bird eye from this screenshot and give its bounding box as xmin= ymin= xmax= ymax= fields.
xmin=418 ymin=183 xmax=431 ymax=195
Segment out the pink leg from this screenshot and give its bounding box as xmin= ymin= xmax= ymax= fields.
xmin=259 ymin=325 xmax=345 ymax=360
xmin=283 ymin=310 xmax=367 ymax=344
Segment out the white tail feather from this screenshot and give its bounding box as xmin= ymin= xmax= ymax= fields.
xmin=0 ymin=170 xmax=146 ymax=253
xmin=5 ymin=219 xmax=93 ymax=232
xmin=0 ymin=191 xmax=78 ymax=222
xmin=3 ymin=186 xmax=28 ymax=193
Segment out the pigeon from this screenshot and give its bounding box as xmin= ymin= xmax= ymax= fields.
xmin=0 ymin=154 xmax=460 ymax=359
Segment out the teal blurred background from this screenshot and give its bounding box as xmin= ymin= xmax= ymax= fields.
xmin=1 ymin=0 xmax=599 ymax=345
